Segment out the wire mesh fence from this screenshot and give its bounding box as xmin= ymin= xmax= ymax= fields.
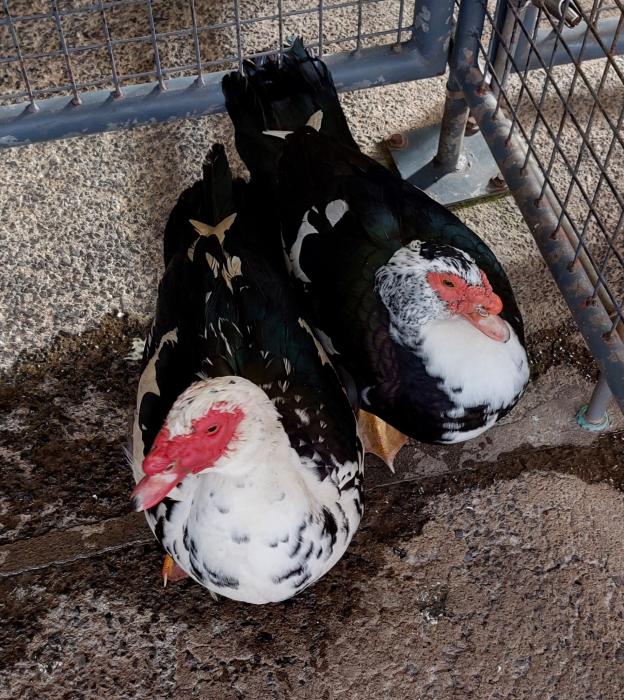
xmin=1 ymin=0 xmax=622 ymax=417
xmin=0 ymin=0 xmax=415 ymax=108
xmin=0 ymin=1 xmax=455 ymax=144
xmin=451 ymin=0 xmax=624 ymax=416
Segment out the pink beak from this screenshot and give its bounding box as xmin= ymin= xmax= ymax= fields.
xmin=461 ymin=303 xmax=510 ymax=343
xmin=131 ymin=465 xmax=184 ymax=512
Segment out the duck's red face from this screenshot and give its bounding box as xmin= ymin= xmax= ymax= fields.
xmin=427 ymin=270 xmax=510 ymax=342
xmin=131 ymin=404 xmax=245 ymax=511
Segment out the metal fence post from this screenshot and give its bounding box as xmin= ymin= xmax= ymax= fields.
xmin=577 ymin=374 xmax=612 ymax=431
xmin=0 ymin=2 xmax=453 ymax=147
xmin=391 ymin=0 xmax=503 ymax=204
xmin=411 ymin=0 xmax=455 ymax=57
xmin=434 ymin=88 xmax=470 ymax=172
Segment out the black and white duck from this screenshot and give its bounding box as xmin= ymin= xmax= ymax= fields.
xmin=222 ymin=40 xmax=530 ymax=466
xmin=130 ymin=144 xmax=363 ymax=603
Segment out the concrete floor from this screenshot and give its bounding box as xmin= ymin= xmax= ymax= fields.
xmin=1 ymin=2 xmax=624 ymax=698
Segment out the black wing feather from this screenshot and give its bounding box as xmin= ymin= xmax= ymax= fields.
xmin=139 ymin=144 xmax=361 ymax=474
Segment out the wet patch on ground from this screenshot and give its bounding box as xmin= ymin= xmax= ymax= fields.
xmin=0 ymin=314 xmax=148 ymax=544
xmin=0 ymin=307 xmax=622 ymax=697
xmin=0 ymin=313 xmax=616 ymax=548
xmin=2 ymin=467 xmax=624 ymax=699
xmin=525 ymin=320 xmax=599 ymax=383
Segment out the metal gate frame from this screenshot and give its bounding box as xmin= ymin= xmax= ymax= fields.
xmin=1 ymin=1 xmax=622 ymax=427
xmin=437 ymin=0 xmax=624 ymax=426
xmin=0 ymin=0 xmax=454 ymax=146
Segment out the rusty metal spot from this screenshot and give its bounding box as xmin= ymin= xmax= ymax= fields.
xmin=464 ymin=114 xmax=479 ymax=136
xmin=386 ymin=133 xmax=408 ymax=150
xmin=487 ymin=173 xmax=507 ymax=192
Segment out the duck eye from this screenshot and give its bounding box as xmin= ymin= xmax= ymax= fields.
xmin=206 ymin=425 xmax=220 ymax=435
xmin=443 ymin=279 xmax=455 ymax=288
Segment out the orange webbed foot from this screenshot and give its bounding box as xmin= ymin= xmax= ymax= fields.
xmin=358 ymin=410 xmax=408 ymax=472
xmin=162 ymin=554 xmax=189 ymax=587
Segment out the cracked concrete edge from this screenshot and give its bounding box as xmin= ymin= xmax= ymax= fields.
xmin=0 ymin=513 xmax=151 ymax=578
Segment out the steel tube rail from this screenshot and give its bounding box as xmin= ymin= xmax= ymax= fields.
xmin=0 ymin=40 xmax=447 ymax=148
xmin=463 ymin=70 xmax=624 ymax=410
xmin=514 ymin=14 xmax=624 ymax=71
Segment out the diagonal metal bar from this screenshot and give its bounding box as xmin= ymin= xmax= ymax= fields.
xmin=99 ymin=1 xmax=123 ymax=98
xmin=50 ymin=0 xmax=82 ymax=105
xmin=233 ymin=0 xmax=243 ymax=71
xmin=144 ymin=0 xmax=166 ymax=90
xmin=1 ymin=0 xmax=37 ymax=111
xmin=189 ymin=0 xmax=203 ymax=84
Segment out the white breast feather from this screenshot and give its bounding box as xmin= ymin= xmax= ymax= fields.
xmin=419 ymin=316 xmax=529 ymax=436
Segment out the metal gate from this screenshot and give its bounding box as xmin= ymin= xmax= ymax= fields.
xmin=1 ymin=0 xmax=623 ymax=426
xmin=0 ymin=0 xmax=454 ymax=145
xmin=429 ymin=0 xmax=624 ymax=427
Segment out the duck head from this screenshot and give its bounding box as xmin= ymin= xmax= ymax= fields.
xmin=375 ymin=240 xmax=510 ymax=345
xmin=131 ymin=376 xmax=283 ymax=511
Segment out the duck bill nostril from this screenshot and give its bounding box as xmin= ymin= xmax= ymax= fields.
xmin=462 ymin=306 xmax=510 ymax=343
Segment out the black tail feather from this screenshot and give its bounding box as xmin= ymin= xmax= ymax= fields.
xmin=163 ymin=144 xmax=236 ymax=266
xmin=222 ymin=37 xmax=358 ymax=185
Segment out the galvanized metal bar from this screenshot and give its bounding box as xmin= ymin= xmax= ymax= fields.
xmin=0 ymin=0 xmax=389 ymax=64
xmin=585 ymin=376 xmax=612 ymax=424
xmin=396 ymin=0 xmax=406 ymax=46
xmin=411 ymin=0 xmax=455 ymax=54
xmin=507 ymin=4 xmax=543 ymax=144
xmin=480 ymin=28 xmax=624 ymax=339
xmin=577 ymin=374 xmax=612 ymax=431
xmin=318 ymin=0 xmax=325 ymax=56
xmin=514 ymin=15 xmax=624 ymax=69
xmin=355 ymin=0 xmax=364 ymax=52
xmin=277 ymin=0 xmax=284 ymax=61
xmin=528 ymin=2 xmax=600 ymax=193
xmin=470 ymin=32 xmax=624 ymax=324
xmin=411 ymin=0 xmax=458 ymax=169
xmin=144 ymin=0 xmax=166 ymax=90
xmin=524 ymin=8 xmax=624 ymax=126
xmin=99 ymin=1 xmax=123 ymax=98
xmin=0 ymin=0 xmax=149 ymax=24
xmin=477 ymin=2 xmax=624 ymax=224
xmin=0 ymin=41 xmax=449 ymax=147
xmin=556 ymin=5 xmax=624 ymax=243
xmin=460 ymin=69 xmax=624 ymax=411
xmin=0 ymin=26 xmax=426 ymax=106
xmin=490 ymin=0 xmax=526 ymax=101
xmin=0 ymin=23 xmax=409 ymax=66
xmin=486 ymin=0 xmax=509 ymax=72
xmin=50 ymin=0 xmax=82 ymax=105
xmin=233 ymin=0 xmax=243 ymax=72
xmin=434 ymin=88 xmax=470 ymax=172
xmin=1 ymin=0 xmax=37 ymax=111
xmin=512 ymin=2 xmax=539 ymax=70
xmin=503 ymin=3 xmax=624 ymax=191
xmin=0 ymin=0 xmax=381 ymax=26
xmin=189 ymin=0 xmax=204 ymax=84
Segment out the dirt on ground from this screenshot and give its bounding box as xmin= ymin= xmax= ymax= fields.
xmin=1 ymin=312 xmax=623 ymax=699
